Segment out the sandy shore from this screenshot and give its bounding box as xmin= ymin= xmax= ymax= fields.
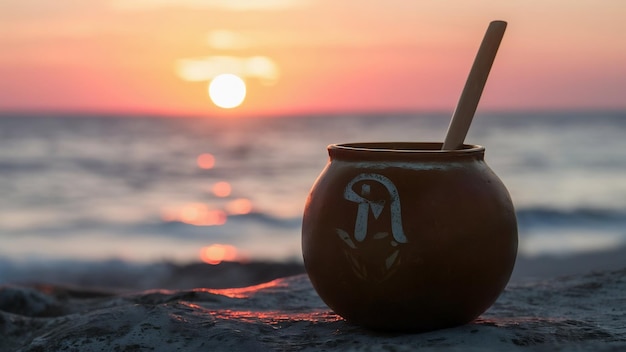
xmin=1 ymin=246 xmax=626 ymax=351
xmin=1 ymin=268 xmax=625 ymax=351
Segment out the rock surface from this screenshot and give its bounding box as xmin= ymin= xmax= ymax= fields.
xmin=1 ymin=268 xmax=625 ymax=352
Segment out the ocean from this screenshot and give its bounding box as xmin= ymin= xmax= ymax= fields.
xmin=1 ymin=111 xmax=625 ymax=272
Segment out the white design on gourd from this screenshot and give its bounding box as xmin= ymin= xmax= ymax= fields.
xmin=342 ymin=173 xmax=407 ymax=244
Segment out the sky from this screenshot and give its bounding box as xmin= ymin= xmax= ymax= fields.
xmin=1 ymin=1 xmax=625 ymax=117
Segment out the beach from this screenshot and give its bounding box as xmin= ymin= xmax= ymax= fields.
xmin=2 ymin=244 xmax=626 ymax=351
xmin=2 ymin=1 xmax=626 ymax=348
xmin=1 ymin=111 xmax=625 ymax=350
xmin=1 ymin=251 xmax=625 ymax=351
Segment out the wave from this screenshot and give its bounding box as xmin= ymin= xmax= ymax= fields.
xmin=1 ymin=211 xmax=303 ymax=242
xmin=162 ymin=207 xmax=626 ymax=232
xmin=4 ymin=205 xmax=624 ymax=239
xmin=516 ymin=206 xmax=626 ymax=229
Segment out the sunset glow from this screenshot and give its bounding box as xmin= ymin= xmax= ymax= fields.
xmin=1 ymin=2 xmax=625 ymax=115
xmin=209 ymin=309 xmax=343 ymax=324
xmin=204 ymin=279 xmax=285 ymax=298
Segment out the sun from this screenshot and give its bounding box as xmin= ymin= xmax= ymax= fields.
xmin=208 ymin=73 xmax=247 ymax=109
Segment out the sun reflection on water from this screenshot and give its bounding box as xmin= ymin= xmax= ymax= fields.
xmin=200 ymin=244 xmax=238 ymax=265
xmin=197 ymin=153 xmax=215 ymax=169
xmin=161 ymin=203 xmax=227 ymax=226
xmin=225 ymin=198 xmax=253 ymax=215
xmin=160 ymin=151 xmax=261 ymax=266
xmin=211 ymin=181 xmax=232 ymax=197
xmin=161 ymin=152 xmax=258 ymax=228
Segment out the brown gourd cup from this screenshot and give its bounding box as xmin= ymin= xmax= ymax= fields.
xmin=302 ymin=142 xmax=517 ymax=331
xmin=303 ymin=20 xmax=515 ymax=331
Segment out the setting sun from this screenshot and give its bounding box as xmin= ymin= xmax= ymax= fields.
xmin=208 ymin=73 xmax=247 ymax=109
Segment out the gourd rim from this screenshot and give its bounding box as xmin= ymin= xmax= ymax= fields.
xmin=329 ymin=142 xmax=485 ymax=156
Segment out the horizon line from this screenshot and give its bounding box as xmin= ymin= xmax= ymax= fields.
xmin=1 ymin=107 xmax=625 ymax=120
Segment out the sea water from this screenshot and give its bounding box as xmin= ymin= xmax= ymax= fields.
xmin=0 ymin=111 xmax=625 ymax=268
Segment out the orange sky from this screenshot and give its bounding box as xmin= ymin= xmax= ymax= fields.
xmin=1 ymin=1 xmax=625 ymax=117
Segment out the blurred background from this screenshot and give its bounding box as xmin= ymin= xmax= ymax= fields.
xmin=1 ymin=1 xmax=625 ymax=287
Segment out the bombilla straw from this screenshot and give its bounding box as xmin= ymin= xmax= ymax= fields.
xmin=442 ymin=20 xmax=507 ymax=150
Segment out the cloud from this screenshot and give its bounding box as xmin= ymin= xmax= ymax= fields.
xmin=207 ymin=30 xmax=250 ymax=50
xmin=112 ymin=0 xmax=308 ymax=11
xmin=176 ymin=55 xmax=280 ymax=85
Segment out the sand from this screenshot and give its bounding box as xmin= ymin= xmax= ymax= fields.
xmin=1 ymin=248 xmax=626 ymax=351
